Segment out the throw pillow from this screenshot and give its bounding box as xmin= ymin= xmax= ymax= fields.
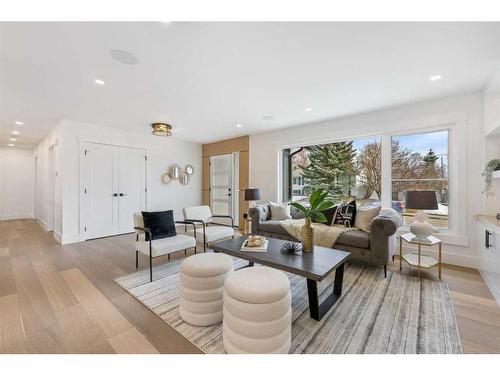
xmin=141 ymin=210 xmax=177 ymax=241
xmin=354 ymin=206 xmax=381 ymax=233
xmin=312 ymin=205 xmax=338 ymax=225
xmin=332 ymin=200 xmax=357 ymax=227
xmin=269 ymin=202 xmax=292 ymax=220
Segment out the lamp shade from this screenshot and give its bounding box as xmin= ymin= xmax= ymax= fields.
xmin=405 ymin=191 xmax=438 ymax=210
xmin=244 ymin=188 xmax=261 ymax=201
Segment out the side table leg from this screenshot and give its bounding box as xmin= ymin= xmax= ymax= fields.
xmin=418 ymin=241 xmax=421 ymax=280
xmin=399 ymin=236 xmax=403 ymax=271
xmin=439 ymin=242 xmax=442 ymax=280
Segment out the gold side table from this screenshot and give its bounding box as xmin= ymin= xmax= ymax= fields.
xmin=399 ymin=232 xmax=442 ymax=280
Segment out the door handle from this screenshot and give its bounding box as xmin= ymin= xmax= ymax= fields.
xmin=486 ymin=230 xmax=493 ymax=249
xmin=119 ymin=193 xmax=127 ymax=197
xmin=112 ymin=193 xmax=118 ymax=197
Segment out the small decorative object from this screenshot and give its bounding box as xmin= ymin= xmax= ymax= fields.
xmin=405 ymin=191 xmax=438 ymax=240
xmin=290 ymin=189 xmax=335 ymax=252
xmin=185 ymin=165 xmax=195 ymax=175
xmin=169 ymin=164 xmax=182 ymax=179
xmin=241 ymin=235 xmax=268 ymax=252
xmin=482 ymin=159 xmax=500 ymax=197
xmin=151 ymin=122 xmax=172 ymax=136
xmin=496 ymin=213 xmax=500 ymax=221
xmin=281 ymin=241 xmax=302 ymax=254
xmin=161 ymin=173 xmax=172 ymax=185
xmin=179 ymin=172 xmax=190 ymax=185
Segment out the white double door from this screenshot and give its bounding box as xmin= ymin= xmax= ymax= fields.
xmin=84 ymin=143 xmax=147 ymax=239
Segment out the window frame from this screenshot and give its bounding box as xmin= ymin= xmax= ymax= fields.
xmin=277 ymin=120 xmax=467 ymax=243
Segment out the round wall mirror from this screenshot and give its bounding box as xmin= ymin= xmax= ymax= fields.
xmin=161 ymin=173 xmax=172 ymax=185
xmin=169 ymin=164 xmax=182 ymax=179
xmin=179 ymin=172 xmax=190 ymax=185
xmin=185 ymin=165 xmax=195 ymax=175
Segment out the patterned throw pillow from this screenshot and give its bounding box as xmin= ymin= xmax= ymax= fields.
xmin=332 ymin=200 xmax=357 ymax=227
xmin=312 ymin=205 xmax=338 ymax=225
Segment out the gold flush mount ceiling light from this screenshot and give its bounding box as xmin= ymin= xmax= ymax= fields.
xmin=151 ymin=123 xmax=172 ymax=136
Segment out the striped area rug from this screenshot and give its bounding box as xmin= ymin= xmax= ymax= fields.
xmin=115 ymin=257 xmax=462 ymax=354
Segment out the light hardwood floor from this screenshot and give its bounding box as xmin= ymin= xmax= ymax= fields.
xmin=1 ymin=219 xmax=500 ymax=353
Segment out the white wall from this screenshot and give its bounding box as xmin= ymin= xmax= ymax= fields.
xmin=249 ymin=92 xmax=484 ymax=268
xmin=0 ymin=147 xmax=34 ymax=220
xmin=35 ymin=119 xmax=202 ymax=244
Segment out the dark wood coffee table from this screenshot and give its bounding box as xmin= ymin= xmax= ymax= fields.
xmin=210 ymin=236 xmax=351 ymax=321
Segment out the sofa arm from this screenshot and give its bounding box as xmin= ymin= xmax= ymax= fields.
xmin=248 ymin=204 xmax=270 ymax=234
xmin=369 ymin=208 xmax=404 ymax=265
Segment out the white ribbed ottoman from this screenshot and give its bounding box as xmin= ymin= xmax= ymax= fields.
xmin=179 ymin=253 xmax=234 ymax=326
xmin=223 ymin=267 xmax=291 ymax=354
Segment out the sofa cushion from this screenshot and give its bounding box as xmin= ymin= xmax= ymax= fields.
xmin=258 ymin=220 xmax=291 ymax=236
xmin=336 ymin=230 xmax=370 ymax=249
xmin=141 ymin=210 xmax=177 ymax=240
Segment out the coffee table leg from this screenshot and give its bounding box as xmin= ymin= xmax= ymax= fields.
xmin=307 ymin=263 xmax=345 ymax=321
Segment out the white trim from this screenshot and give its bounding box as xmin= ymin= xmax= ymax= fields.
xmin=479 ymin=270 xmax=500 ymax=307
xmin=53 ymin=231 xmax=62 ymax=244
xmin=0 ymin=213 xmax=34 ymax=220
xmin=36 ymin=217 xmax=49 ymax=231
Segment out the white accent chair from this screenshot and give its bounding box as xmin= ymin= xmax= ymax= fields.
xmin=133 ymin=212 xmax=197 ymax=282
xmin=179 ymin=252 xmax=234 ymax=326
xmin=222 ymin=267 xmax=292 ymax=354
xmin=183 ymin=206 xmax=236 ymax=252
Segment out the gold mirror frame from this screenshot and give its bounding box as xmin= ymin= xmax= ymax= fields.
xmin=179 ymin=172 xmax=190 ymax=185
xmin=169 ymin=164 xmax=182 ymax=179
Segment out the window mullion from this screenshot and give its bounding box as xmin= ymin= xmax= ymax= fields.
xmin=381 ymin=134 xmax=392 ymax=208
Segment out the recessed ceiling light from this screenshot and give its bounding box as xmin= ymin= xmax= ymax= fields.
xmin=305 ymin=107 xmax=312 ymax=111
xmin=236 ymin=124 xmax=243 ymax=128
xmin=429 ymin=75 xmax=442 ymax=81
xmin=8 ymin=143 xmax=14 ymax=147
xmin=9 ymin=138 xmax=16 ymax=141
xmin=12 ymin=130 xmax=19 ymax=135
xmin=15 ymin=121 xmax=23 ymax=125
xmin=94 ymin=78 xmax=105 ymax=85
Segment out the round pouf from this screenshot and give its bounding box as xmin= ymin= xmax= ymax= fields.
xmin=179 ymin=253 xmax=234 ymax=326
xmin=223 ymin=267 xmax=291 ymax=354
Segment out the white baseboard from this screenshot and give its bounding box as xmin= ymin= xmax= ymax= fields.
xmin=0 ymin=213 xmax=34 ymax=221
xmin=36 ymin=217 xmax=50 ymax=231
xmin=479 ymin=270 xmax=500 ymax=307
xmin=53 ymin=231 xmax=62 ymax=244
xmin=61 ymin=233 xmax=81 ymax=245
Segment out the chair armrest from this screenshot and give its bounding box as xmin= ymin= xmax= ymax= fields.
xmin=134 ymin=226 xmax=152 ymax=242
xmin=209 ymin=215 xmax=236 ymax=228
xmin=175 ymin=220 xmax=197 ymax=239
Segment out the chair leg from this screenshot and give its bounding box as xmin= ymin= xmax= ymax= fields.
xmin=184 ymin=249 xmax=187 ymax=255
xmin=384 ymin=265 xmax=387 ymax=278
xmin=149 ymin=256 xmax=153 ymax=282
xmin=168 ymin=253 xmax=171 ymax=261
xmin=392 ymin=254 xmax=395 ymax=262
xmin=194 ymin=246 xmax=197 ymax=254
xmin=135 ymin=250 xmax=138 ymax=269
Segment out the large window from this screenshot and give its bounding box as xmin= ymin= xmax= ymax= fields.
xmin=282 ymin=129 xmax=450 ymax=230
xmin=284 ymin=136 xmax=381 ymax=206
xmin=391 ymin=130 xmax=449 ymax=228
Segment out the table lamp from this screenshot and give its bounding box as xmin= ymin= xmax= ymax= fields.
xmin=244 ymin=188 xmax=261 ymax=209
xmin=405 ymin=190 xmax=438 ymax=239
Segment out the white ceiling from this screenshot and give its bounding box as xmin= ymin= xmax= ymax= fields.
xmin=1 ymin=22 xmax=500 ymax=148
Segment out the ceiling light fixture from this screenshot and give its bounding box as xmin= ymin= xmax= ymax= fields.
xmin=94 ymin=78 xmax=105 ymax=85
xmin=8 ymin=143 xmax=14 ymax=147
xmin=151 ymin=123 xmax=172 ymax=136
xmin=429 ymin=75 xmax=442 ymax=81
xmin=12 ymin=130 xmax=19 ymax=135
xmin=9 ymin=138 xmax=16 ymax=141
xmin=15 ymin=121 xmax=23 ymax=125
xmin=236 ymin=124 xmax=243 ymax=128
xmin=305 ymin=107 xmax=312 ymax=111
xmin=110 ymin=50 xmax=139 ymax=65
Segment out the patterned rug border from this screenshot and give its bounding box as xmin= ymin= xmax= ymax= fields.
xmin=114 ymin=258 xmax=463 ymax=354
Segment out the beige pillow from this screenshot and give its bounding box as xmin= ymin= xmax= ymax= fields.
xmin=269 ymin=202 xmax=292 ymax=220
xmin=354 ymin=206 xmax=381 ymax=233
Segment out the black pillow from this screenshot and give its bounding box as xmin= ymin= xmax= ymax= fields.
xmin=312 ymin=205 xmax=338 ymax=225
xmin=332 ymin=200 xmax=357 ymax=227
xmin=141 ymin=210 xmax=177 ymax=241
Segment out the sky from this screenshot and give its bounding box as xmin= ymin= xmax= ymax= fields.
xmin=352 ymin=130 xmax=448 ymax=156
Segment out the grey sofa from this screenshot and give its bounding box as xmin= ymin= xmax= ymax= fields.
xmin=249 ymin=204 xmax=403 ymax=276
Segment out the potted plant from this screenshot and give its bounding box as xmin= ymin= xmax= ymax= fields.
xmin=482 ymin=159 xmax=500 ymax=197
xmin=290 ymin=189 xmax=335 ymax=252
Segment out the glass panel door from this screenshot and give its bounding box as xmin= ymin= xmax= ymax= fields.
xmin=210 ymin=154 xmax=233 ymax=218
